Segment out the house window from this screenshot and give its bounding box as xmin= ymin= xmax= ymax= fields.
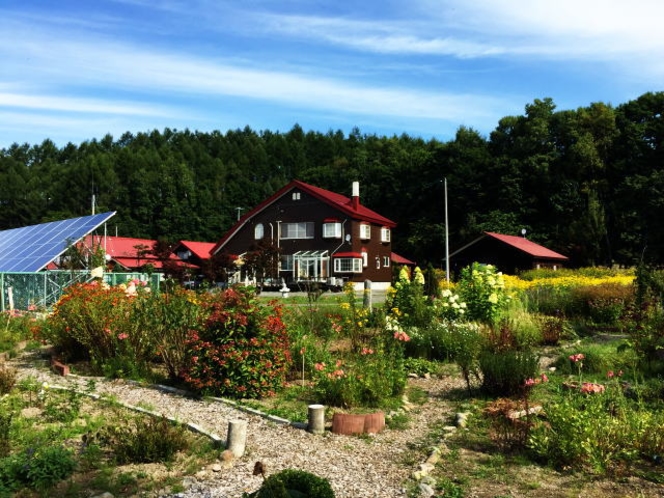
xmin=323 ymin=222 xmax=342 ymax=238
xmin=380 ymin=227 xmax=391 ymax=243
xmin=292 ymin=192 xmax=301 ymax=200
xmin=334 ymin=258 xmax=363 ymax=273
xmin=254 ymin=223 xmax=264 ymax=240
xmin=362 ymin=250 xmax=368 ymax=268
xmin=280 ymin=222 xmax=314 ymax=239
xmin=383 ymin=256 xmax=390 ymax=267
xmin=375 ymin=257 xmax=380 ymax=269
xmin=281 ymin=254 xmax=293 ymax=271
xmin=360 ymin=223 xmax=371 ymax=240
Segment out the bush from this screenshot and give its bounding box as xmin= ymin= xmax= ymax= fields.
xmin=249 ymin=469 xmax=335 ymax=498
xmin=0 ymin=366 xmax=16 ymax=396
xmin=312 ymin=338 xmax=407 ymax=408
xmin=479 ymin=350 xmax=540 ymax=397
xmin=181 ymin=287 xmax=292 ymax=398
xmin=43 ymin=282 xmax=155 ymax=377
xmin=457 ymin=263 xmax=510 ymax=325
xmin=0 ymin=445 xmax=77 ymax=492
xmin=569 ymin=283 xmax=634 ymax=325
xmin=95 ymin=415 xmax=189 ymax=464
xmin=528 ymin=385 xmax=664 ymax=473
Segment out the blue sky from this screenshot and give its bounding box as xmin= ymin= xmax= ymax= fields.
xmin=1 ymin=0 xmax=662 ymax=148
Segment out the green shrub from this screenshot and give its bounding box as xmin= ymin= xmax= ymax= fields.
xmin=43 ymin=282 xmax=156 ymax=377
xmin=385 ymin=267 xmax=434 ymax=328
xmin=313 ymin=339 xmax=406 ymax=408
xmin=0 ymin=411 xmax=11 ymax=458
xmin=457 ymin=263 xmax=510 ymax=325
xmin=569 ymin=283 xmax=634 ymax=325
xmin=249 ymin=469 xmax=335 ymax=498
xmin=479 ymin=350 xmax=539 ymax=397
xmin=181 ymin=287 xmax=292 ymax=398
xmin=528 ymin=386 xmax=664 ymax=473
xmin=95 ymin=415 xmax=189 ymax=464
xmin=553 ymin=343 xmax=637 ymax=376
xmin=0 ymin=445 xmax=77 ymax=492
xmin=0 ymin=366 xmax=16 ymax=396
xmin=439 ymin=321 xmax=484 ymax=392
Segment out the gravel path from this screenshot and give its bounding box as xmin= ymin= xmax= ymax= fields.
xmin=8 ymin=351 xmax=465 ymax=498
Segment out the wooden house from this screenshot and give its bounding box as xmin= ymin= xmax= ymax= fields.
xmin=210 ymin=180 xmax=397 ymax=290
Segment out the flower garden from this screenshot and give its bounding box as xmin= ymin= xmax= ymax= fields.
xmin=2 ymin=263 xmax=664 ymax=496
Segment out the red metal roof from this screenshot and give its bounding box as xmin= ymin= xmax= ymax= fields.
xmin=212 ymin=180 xmax=396 ymax=254
xmin=178 ymin=241 xmax=215 ymax=260
xmin=84 ymin=235 xmax=184 ymax=269
xmin=484 ymin=232 xmax=568 ymax=260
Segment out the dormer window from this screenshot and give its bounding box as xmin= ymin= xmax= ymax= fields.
xmin=359 ymin=223 xmax=371 ymax=240
xmin=380 ymin=227 xmax=391 ymax=243
xmin=292 ymin=192 xmax=301 ymax=200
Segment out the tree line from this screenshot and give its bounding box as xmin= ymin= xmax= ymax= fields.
xmin=1 ymin=91 xmax=663 ymax=269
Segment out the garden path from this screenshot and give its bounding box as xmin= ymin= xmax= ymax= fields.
xmin=9 ymin=350 xmax=463 ymax=498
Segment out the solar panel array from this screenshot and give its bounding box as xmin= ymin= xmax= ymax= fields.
xmin=0 ymin=212 xmax=116 ymax=272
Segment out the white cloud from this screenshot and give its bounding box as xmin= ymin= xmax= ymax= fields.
xmin=0 ymin=93 xmax=172 ymax=117
xmin=0 ymin=23 xmax=511 ymax=125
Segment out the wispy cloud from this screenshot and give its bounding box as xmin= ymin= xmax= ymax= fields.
xmin=0 ymin=93 xmax=172 ymax=117
xmin=257 ymin=0 xmax=664 ymax=63
xmin=0 ymin=20 xmax=511 ymax=125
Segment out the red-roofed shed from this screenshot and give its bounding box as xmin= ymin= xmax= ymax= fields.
xmin=448 ymin=231 xmax=568 ymax=275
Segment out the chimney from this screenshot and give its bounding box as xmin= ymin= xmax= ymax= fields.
xmin=351 ymin=181 xmax=360 ymax=210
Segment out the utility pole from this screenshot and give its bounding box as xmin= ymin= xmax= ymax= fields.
xmin=445 ymin=178 xmax=450 ymax=284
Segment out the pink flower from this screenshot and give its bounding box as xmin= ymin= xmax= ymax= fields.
xmin=117 ymin=332 xmax=129 ymax=340
xmin=314 ymin=362 xmax=325 ymax=371
xmin=393 ymin=331 xmax=411 ymax=342
xmin=540 ymin=373 xmax=549 ymax=383
xmin=300 ymin=347 xmax=306 ymax=355
xmin=569 ymin=353 xmax=585 ymax=363
xmin=524 ymin=378 xmax=536 ymax=387
xmin=580 ymin=382 xmax=605 ymax=394
xmin=607 ymin=370 xmax=614 ymax=378
xmin=361 ymin=348 xmax=374 ymax=355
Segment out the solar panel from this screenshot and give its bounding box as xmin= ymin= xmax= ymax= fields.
xmin=0 ymin=212 xmax=116 ymax=272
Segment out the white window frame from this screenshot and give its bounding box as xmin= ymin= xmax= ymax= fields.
xmin=360 ymin=223 xmax=371 ymax=240
xmin=383 ymin=256 xmax=390 ymax=267
xmin=280 ymin=222 xmax=314 ymax=240
xmin=362 ymin=251 xmax=368 ymax=268
xmin=254 ymin=223 xmax=264 ymax=240
xmin=334 ymin=258 xmax=363 ymax=273
xmin=380 ymin=227 xmax=391 ymax=243
xmin=292 ymin=192 xmax=301 ymax=200
xmin=323 ymin=222 xmax=342 ymax=238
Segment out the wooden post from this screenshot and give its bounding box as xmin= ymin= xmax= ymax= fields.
xmin=363 ymin=279 xmax=372 ymax=312
xmin=227 ymin=419 xmax=248 ymax=457
xmin=307 ymin=404 xmax=325 ymax=434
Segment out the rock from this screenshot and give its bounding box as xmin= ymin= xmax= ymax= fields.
xmin=210 ymin=463 xmax=222 ymax=472
xmin=418 ymin=482 xmax=435 ymax=497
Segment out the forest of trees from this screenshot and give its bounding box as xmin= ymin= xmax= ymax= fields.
xmin=1 ymin=91 xmax=663 ymax=270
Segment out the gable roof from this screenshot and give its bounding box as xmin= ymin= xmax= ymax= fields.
xmin=450 ymin=231 xmax=568 ymax=261
xmin=177 ymin=241 xmax=216 ymax=260
xmin=212 ymin=180 xmax=396 ymax=254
